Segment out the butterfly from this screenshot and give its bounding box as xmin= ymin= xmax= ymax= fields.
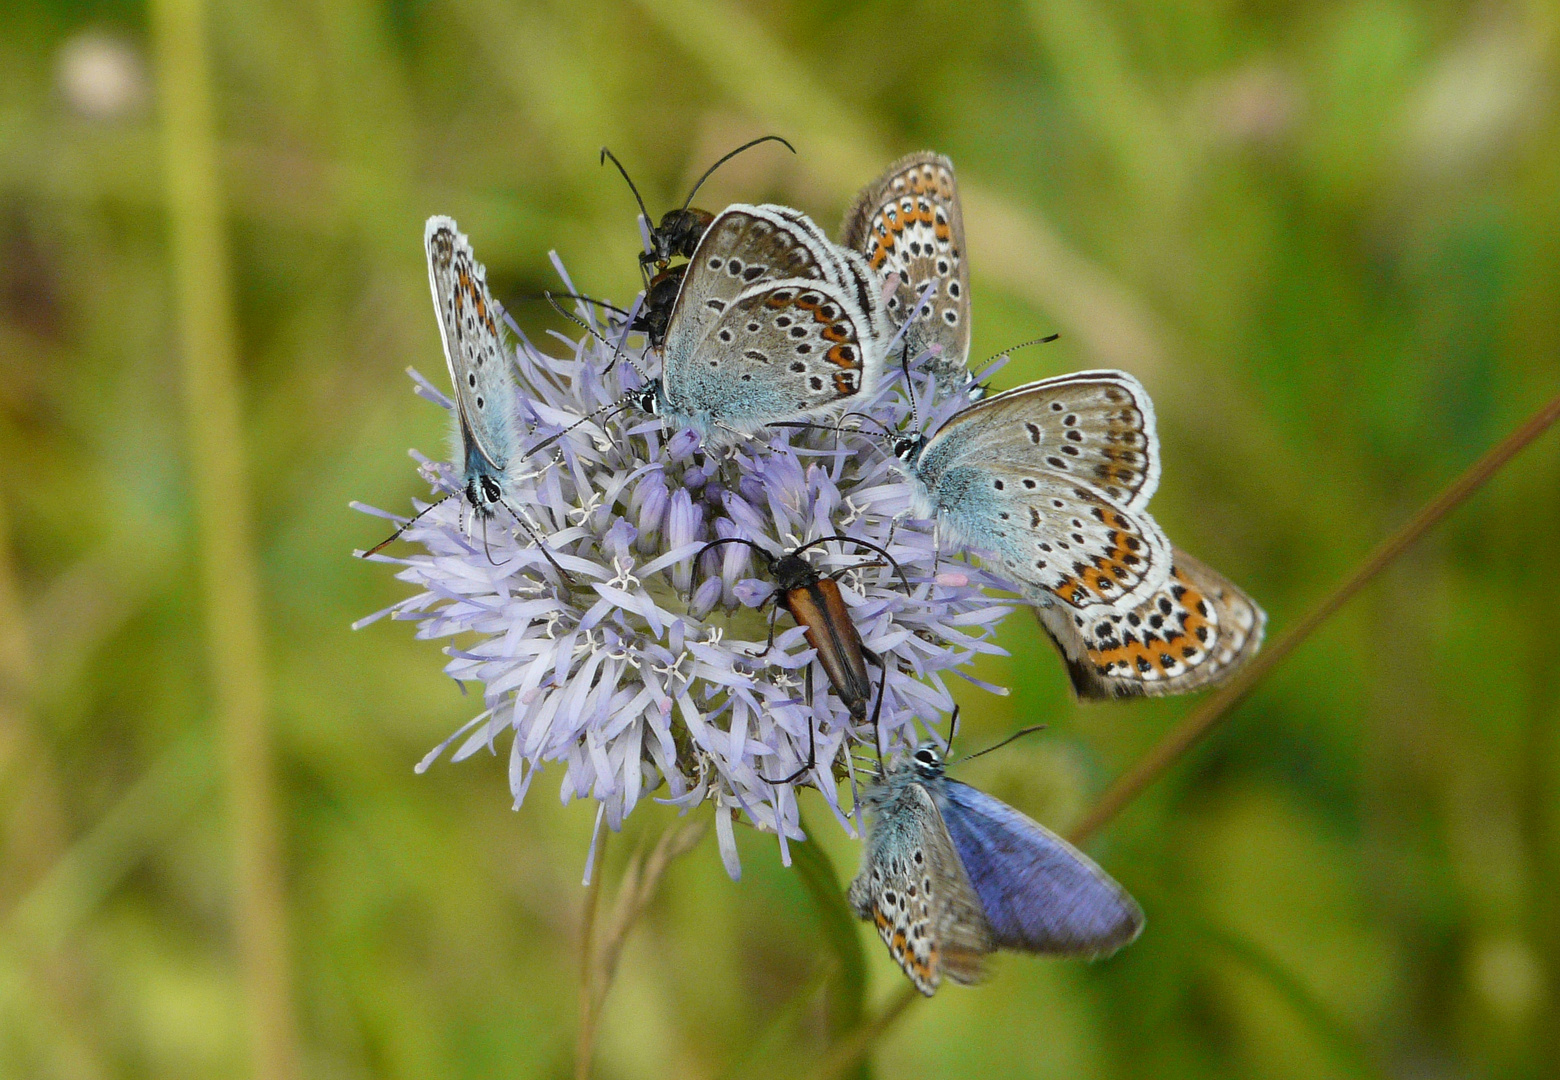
xmin=364 ymin=217 xmax=566 ymax=575
xmin=849 ymin=736 xmax=1143 ymax=995
xmin=891 ymin=368 xmax=1175 ymax=616
xmin=841 ymin=152 xmax=975 ymax=395
xmin=618 ymin=204 xmax=895 ymax=438
xmin=1034 ymin=547 xmax=1266 ymax=698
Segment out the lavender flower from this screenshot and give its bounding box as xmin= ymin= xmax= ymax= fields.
xmin=354 ymin=258 xmax=1013 ymax=878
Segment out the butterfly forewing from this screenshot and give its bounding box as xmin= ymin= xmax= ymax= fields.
xmin=425 ymin=216 xmax=516 ymax=478
xmin=842 ymin=152 xmax=970 ymax=388
xmin=849 ymin=776 xmax=994 ymax=995
xmin=1036 ymin=547 xmax=1267 ymax=698
xmin=944 ymin=371 xmax=1161 ymax=510
xmin=935 ymin=779 xmax=1143 ymax=956
xmin=665 ymin=205 xmax=840 ymax=350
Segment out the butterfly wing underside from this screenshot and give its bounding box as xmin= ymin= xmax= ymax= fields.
xmin=1035 ymin=547 xmax=1267 ymax=698
xmin=425 ymin=216 xmax=515 ymax=481
xmin=841 ymin=152 xmax=971 ymax=388
xmin=849 ymin=778 xmax=993 ymax=995
xmin=664 ymin=205 xmax=840 ymax=355
xmin=935 ymin=779 xmax=1143 ymax=956
xmin=934 ymin=371 xmax=1161 ymax=510
xmin=660 ymin=205 xmax=890 ymax=432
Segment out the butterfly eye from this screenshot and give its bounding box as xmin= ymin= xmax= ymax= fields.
xmin=638 ymin=389 xmax=660 ymax=414
xmin=913 ymin=747 xmax=939 ymax=767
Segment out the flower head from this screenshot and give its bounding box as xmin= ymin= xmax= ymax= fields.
xmin=356 ymin=262 xmax=1013 ymax=878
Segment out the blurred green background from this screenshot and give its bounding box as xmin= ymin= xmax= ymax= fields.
xmin=4 ymin=0 xmax=1560 ymax=1077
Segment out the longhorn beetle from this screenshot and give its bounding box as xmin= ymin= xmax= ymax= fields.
xmin=696 ymin=534 xmax=910 ymax=784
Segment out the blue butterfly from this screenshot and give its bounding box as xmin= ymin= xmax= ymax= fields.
xmin=364 ymin=217 xmax=568 ymax=577
xmin=849 ymin=730 xmax=1142 ymax=994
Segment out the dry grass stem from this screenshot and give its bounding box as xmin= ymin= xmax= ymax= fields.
xmin=576 ymin=818 xmax=709 ymax=1080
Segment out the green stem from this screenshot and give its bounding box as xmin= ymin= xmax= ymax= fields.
xmin=148 ymin=0 xmax=299 ymax=1077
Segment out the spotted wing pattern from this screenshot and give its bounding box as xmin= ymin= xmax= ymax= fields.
xmin=934 ymin=370 xmax=1161 ymax=511
xmin=1035 ymin=548 xmax=1266 ymax=698
xmin=425 ymin=216 xmax=516 ymax=484
xmin=664 ymin=204 xmax=841 ymax=352
xmin=848 ymin=775 xmax=993 ymax=995
xmin=658 ymin=206 xmax=891 ymax=433
xmin=841 ymin=152 xmax=970 ymax=389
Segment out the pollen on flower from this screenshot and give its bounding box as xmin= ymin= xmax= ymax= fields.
xmin=355 ymin=266 xmax=1013 ymax=878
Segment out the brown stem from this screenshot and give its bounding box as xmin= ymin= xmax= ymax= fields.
xmin=1069 ymin=388 xmax=1560 ymax=844
xmin=575 ymin=818 xmax=708 ymax=1080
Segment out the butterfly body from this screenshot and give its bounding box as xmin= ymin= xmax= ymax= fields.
xmin=640 ymin=204 xmax=892 ymax=437
xmin=850 ymin=743 xmax=1143 ymax=995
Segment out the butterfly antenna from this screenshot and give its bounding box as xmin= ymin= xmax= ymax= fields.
xmin=497 ymin=495 xmax=575 ymax=584
xmin=600 ymin=291 xmax=648 ymax=378
xmin=599 ymin=147 xmax=653 ymax=230
xmin=977 ymin=332 xmax=1059 ymax=370
xmin=528 ymin=397 xmax=635 ymax=458
xmin=544 ymin=291 xmax=614 ymax=351
xmin=953 ymin=724 xmax=1049 ymax=765
xmin=679 ymin=135 xmax=796 ymax=212
xmin=900 ymin=341 xmax=922 ymax=432
xmin=943 ymin=705 xmax=961 ymax=753
xmin=522 ymin=291 xmax=635 ymax=322
xmin=360 ymin=493 xmax=454 ymax=558
xmin=838 ymin=410 xmax=896 ymax=440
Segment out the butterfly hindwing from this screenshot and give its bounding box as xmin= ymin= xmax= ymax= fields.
xmin=665 ymin=205 xmax=840 ymax=351
xmin=913 ymin=455 xmax=1174 ymax=613
xmin=935 ymin=778 xmax=1143 ymax=956
xmin=1035 ymin=547 xmax=1267 ymax=698
xmin=841 ymin=152 xmax=971 ymax=389
xmin=849 ymin=774 xmax=993 ymax=995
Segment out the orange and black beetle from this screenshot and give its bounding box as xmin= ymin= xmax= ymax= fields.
xmin=696 ymin=534 xmax=909 ymax=783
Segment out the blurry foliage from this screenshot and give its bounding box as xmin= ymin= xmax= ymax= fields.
xmin=2 ymin=0 xmax=1560 ymax=1077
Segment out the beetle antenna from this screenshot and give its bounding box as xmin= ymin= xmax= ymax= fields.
xmin=680 ymin=135 xmax=796 ymax=212
xmin=791 ymin=533 xmax=910 ymax=596
xmin=599 ymin=146 xmax=653 ymax=229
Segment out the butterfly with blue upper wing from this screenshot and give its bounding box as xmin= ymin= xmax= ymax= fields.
xmin=849 ymin=734 xmax=1143 ymax=995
